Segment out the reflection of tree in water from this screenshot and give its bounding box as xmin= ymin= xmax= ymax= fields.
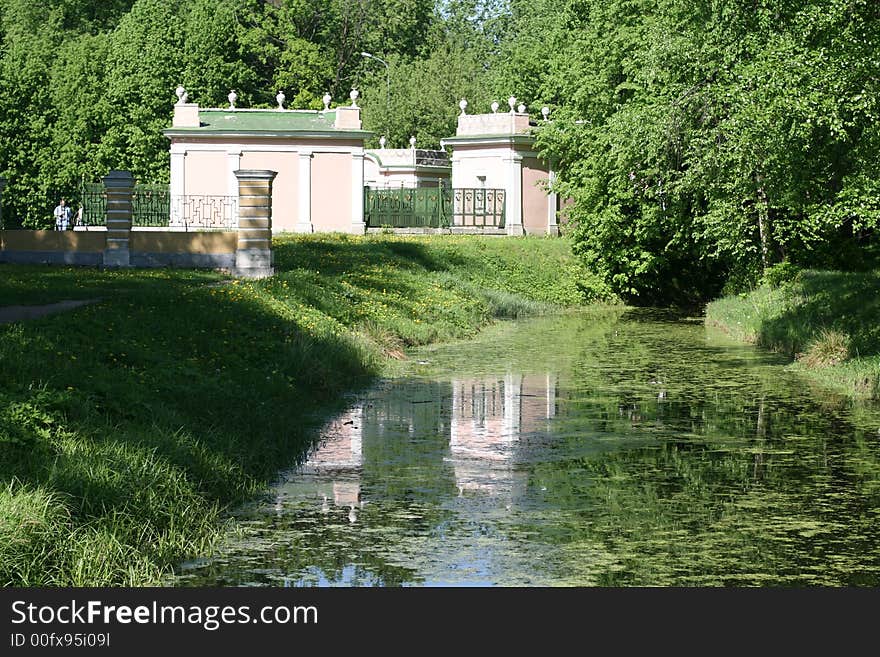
xmin=519 ymin=310 xmax=880 ymax=585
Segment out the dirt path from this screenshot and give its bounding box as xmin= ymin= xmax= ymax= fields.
xmin=0 ymin=299 xmax=101 ymax=324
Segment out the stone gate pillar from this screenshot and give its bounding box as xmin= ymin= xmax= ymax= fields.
xmin=234 ymin=169 xmax=277 ymax=278
xmin=103 ymin=170 xmax=133 ymax=267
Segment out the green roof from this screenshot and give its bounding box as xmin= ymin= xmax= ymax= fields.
xmin=165 ymin=108 xmax=369 ymax=136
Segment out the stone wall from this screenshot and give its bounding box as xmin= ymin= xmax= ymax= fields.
xmin=0 ymin=169 xmax=275 ymax=278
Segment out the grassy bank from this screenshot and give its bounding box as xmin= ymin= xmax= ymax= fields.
xmin=0 ymin=234 xmax=599 ymax=585
xmin=706 ymin=269 xmax=880 ymax=399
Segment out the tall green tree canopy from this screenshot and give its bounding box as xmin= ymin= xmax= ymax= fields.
xmin=1 ymin=0 xmax=877 ymax=305
xmin=0 ymin=0 xmax=462 ymax=226
xmin=508 ymin=0 xmax=880 ymax=302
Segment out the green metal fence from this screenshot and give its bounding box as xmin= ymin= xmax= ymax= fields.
xmin=364 ymin=185 xmax=506 ymax=229
xmin=364 ymin=186 xmax=452 ymax=228
xmin=81 ymin=182 xmax=171 ymax=227
xmin=81 ymin=182 xmax=172 ymax=227
xmin=132 ymin=184 xmax=171 ymax=226
xmin=80 ymin=182 xmax=107 ymax=226
xmin=79 ymin=182 xmax=508 ymax=230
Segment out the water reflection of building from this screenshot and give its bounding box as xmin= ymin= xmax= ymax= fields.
xmin=279 ymin=374 xmax=559 ymax=514
xmin=297 ymin=406 xmax=363 ymax=512
xmin=449 ymin=374 xmax=557 ymax=496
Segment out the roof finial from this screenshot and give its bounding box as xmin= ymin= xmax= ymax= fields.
xmin=350 ymin=88 xmax=359 ymax=108
xmin=517 ymin=102 xmax=526 ymax=114
xmin=459 ymin=98 xmax=468 ymax=116
xmin=322 ymin=92 xmax=331 ymax=112
xmin=409 ymin=135 xmax=416 ymax=150
xmin=508 ymin=96 xmax=517 ymax=114
xmin=176 ymin=85 xmax=188 ymax=105
xmin=379 ymin=136 xmax=386 ymax=149
xmin=491 ymin=101 xmax=499 ymax=113
xmin=276 ymin=90 xmax=286 ymax=110
xmin=541 ymin=106 xmax=550 ymax=121
xmin=228 ymin=89 xmax=237 ymax=110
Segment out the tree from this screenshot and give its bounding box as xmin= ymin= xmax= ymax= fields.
xmin=358 ymin=0 xmax=501 ymax=147
xmin=511 ymin=0 xmax=880 ymax=303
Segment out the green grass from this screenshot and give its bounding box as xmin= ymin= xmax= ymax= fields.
xmin=706 ymin=269 xmax=880 ymax=399
xmin=0 ymin=234 xmax=597 ymax=585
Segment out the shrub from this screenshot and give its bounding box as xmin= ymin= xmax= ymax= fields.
xmin=798 ymin=329 xmax=851 ymax=368
xmin=761 ymin=261 xmax=803 ymax=289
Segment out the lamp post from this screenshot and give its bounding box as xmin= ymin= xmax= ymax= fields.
xmin=360 ymin=51 xmax=390 ymax=117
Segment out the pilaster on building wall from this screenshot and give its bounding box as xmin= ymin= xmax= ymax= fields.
xmin=350 ymin=153 xmax=365 ymax=233
xmin=296 ymin=152 xmax=313 ymax=233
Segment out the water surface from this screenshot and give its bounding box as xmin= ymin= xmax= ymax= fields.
xmin=175 ymin=309 xmax=880 ymax=586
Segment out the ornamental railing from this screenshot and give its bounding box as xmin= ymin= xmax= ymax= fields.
xmin=80 ymin=182 xmax=107 ymax=227
xmin=167 ymin=195 xmax=238 ymax=230
xmin=364 ymin=186 xmax=452 ymax=228
xmin=79 ymin=183 xmax=238 ymax=230
xmin=132 ymin=184 xmax=172 ymax=226
xmin=452 ymin=188 xmax=505 ymax=228
xmin=364 ymin=185 xmax=506 ymax=229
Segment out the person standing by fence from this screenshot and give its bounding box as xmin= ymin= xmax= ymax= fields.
xmin=53 ymin=198 xmax=71 ymax=230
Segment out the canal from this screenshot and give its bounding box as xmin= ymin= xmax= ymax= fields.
xmin=174 ymin=308 xmax=880 ymax=586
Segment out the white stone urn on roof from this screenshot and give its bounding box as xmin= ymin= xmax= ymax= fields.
xmin=379 ymin=136 xmax=386 ymax=149
xmin=542 ymin=106 xmax=550 ymax=121
xmin=228 ymin=90 xmax=237 ymax=109
xmin=459 ymin=98 xmax=468 ymax=115
xmin=409 ymin=135 xmax=416 ymax=149
xmin=517 ymin=103 xmax=526 ymax=114
xmin=491 ymin=101 xmax=499 ymax=113
xmin=322 ymin=93 xmax=332 ymax=111
xmin=176 ymin=85 xmax=188 ymax=104
xmin=350 ymin=88 xmax=359 ymax=108
xmin=276 ymin=90 xmax=286 ymax=110
xmin=508 ymin=96 xmax=517 ymax=114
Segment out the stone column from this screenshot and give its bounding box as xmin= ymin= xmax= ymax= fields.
xmin=350 ymin=152 xmax=365 ymax=234
xmin=296 ymin=152 xmax=313 ymax=233
xmin=103 ymin=170 xmax=133 ymax=267
xmin=234 ymin=169 xmax=277 ymax=278
xmin=0 ymin=175 xmax=5 ymax=228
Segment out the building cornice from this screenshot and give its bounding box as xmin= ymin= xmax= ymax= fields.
xmin=371 ymin=164 xmax=451 ymax=173
xmin=442 ymin=134 xmax=536 ymax=148
xmin=164 ymin=129 xmax=373 ymax=140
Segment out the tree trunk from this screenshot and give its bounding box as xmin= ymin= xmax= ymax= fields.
xmin=755 ymin=176 xmax=770 ymax=273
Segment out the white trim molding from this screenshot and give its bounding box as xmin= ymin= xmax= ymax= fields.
xmin=297 ymin=152 xmax=313 ymax=233
xmin=350 ymin=153 xmax=365 ymax=234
